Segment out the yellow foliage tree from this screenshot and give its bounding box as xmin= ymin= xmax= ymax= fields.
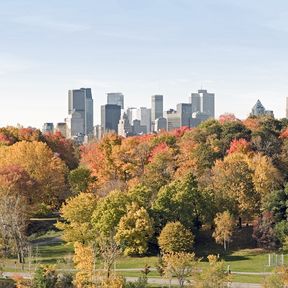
xmin=73 ymin=242 xmax=95 ymax=288
xmin=162 ymin=252 xmax=198 ymax=288
xmin=115 ymin=203 xmax=153 ymax=256
xmin=195 ymin=255 xmax=231 ymax=288
xmin=213 ymin=211 xmax=235 ymax=251
xmin=56 ymin=193 xmax=98 ymax=244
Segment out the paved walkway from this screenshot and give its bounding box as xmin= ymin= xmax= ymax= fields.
xmin=2 ymin=272 xmax=262 ymax=287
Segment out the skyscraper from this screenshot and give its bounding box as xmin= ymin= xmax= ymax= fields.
xmin=151 ymin=95 xmax=163 ymax=131
xmin=190 ymin=93 xmax=201 ymax=113
xmin=101 ymin=104 xmax=121 ymax=133
xmin=42 ymin=123 xmax=54 ymax=134
xmin=151 ymin=95 xmax=163 ymax=121
xmin=107 ymin=93 xmax=124 ymax=109
xmin=286 ymin=97 xmax=288 ymax=118
xmin=199 ymin=90 xmax=215 ymax=118
xmin=177 ymin=103 xmax=192 ymax=127
xmin=68 ymin=88 xmax=94 ymax=136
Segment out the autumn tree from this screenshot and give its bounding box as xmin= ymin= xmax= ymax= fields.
xmin=213 ymin=211 xmax=235 ymax=251
xmin=56 ymin=193 xmax=98 ymax=244
xmin=44 ymin=131 xmax=79 ymax=170
xmin=0 ymin=141 xmax=68 ymax=208
xmin=0 ymin=166 xmax=34 ymax=263
xmin=162 ymin=252 xmax=198 ymax=288
xmin=252 ymin=212 xmax=277 ymax=249
xmin=212 ymin=153 xmax=259 ymax=219
xmin=115 ymin=203 xmax=153 ymax=256
xmin=195 ymin=255 xmax=230 ymax=288
xmin=158 ymin=222 xmax=194 ymax=253
xmin=73 ymin=242 xmax=95 ymax=288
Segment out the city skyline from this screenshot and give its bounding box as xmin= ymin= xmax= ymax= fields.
xmin=1 ymin=0 xmax=288 ymax=128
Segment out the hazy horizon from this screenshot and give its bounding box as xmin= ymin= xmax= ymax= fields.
xmin=1 ymin=0 xmax=288 ymax=128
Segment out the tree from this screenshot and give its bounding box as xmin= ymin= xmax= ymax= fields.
xmin=56 ymin=193 xmax=98 ymax=244
xmin=195 ymin=255 xmax=231 ymax=288
xmin=162 ymin=252 xmax=197 ymax=288
xmin=68 ymin=167 xmax=96 ymax=195
xmin=213 ymin=211 xmax=234 ymax=251
xmin=212 ymin=153 xmax=259 ymax=219
xmin=44 ymin=131 xmax=79 ymax=170
xmin=263 ymin=265 xmax=288 ymax=288
xmin=32 ymin=265 xmax=58 ymax=288
xmin=158 ymin=222 xmax=194 ymax=253
xmin=252 ymin=212 xmax=277 ymax=249
xmin=0 ymin=141 xmax=68 ymax=207
xmin=0 ymin=166 xmax=34 ymax=263
xmin=115 ymin=203 xmax=153 ymax=256
xmin=153 ymin=173 xmax=205 ymax=231
xmin=91 ymin=190 xmax=129 ymax=237
xmin=73 ymin=242 xmax=95 ymax=288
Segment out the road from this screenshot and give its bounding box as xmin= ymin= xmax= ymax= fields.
xmin=2 ymin=272 xmax=262 ymax=287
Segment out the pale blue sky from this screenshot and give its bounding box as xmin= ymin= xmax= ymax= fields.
xmin=0 ymin=0 xmax=288 ymax=128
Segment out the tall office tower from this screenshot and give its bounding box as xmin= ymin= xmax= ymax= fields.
xmin=42 ymin=123 xmax=54 ymax=134
xmin=101 ymin=104 xmax=121 ymax=133
xmin=68 ymin=88 xmax=94 ymax=136
xmin=286 ymin=97 xmax=288 ymax=118
xmin=198 ymin=90 xmax=215 ymax=118
xmin=151 ymin=94 xmax=163 ymax=119
xmin=190 ymin=93 xmax=201 ymax=113
xmin=107 ymin=93 xmax=124 ymax=109
xmin=165 ymin=109 xmax=181 ymax=131
xmin=177 ymin=103 xmax=192 ymax=127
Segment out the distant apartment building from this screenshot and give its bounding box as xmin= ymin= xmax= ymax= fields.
xmin=67 ymin=88 xmax=94 ymax=137
xmin=42 ymin=123 xmax=54 ymax=134
xmin=101 ymin=104 xmax=121 ymax=133
xmin=107 ymin=93 xmax=124 ymax=109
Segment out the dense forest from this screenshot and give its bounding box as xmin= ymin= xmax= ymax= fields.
xmin=0 ymin=115 xmax=288 ymax=287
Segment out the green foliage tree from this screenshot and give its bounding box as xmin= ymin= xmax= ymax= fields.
xmin=32 ymin=265 xmax=58 ymax=288
xmin=91 ymin=190 xmax=129 ymax=237
xmin=158 ymin=221 xmax=194 ymax=253
xmin=68 ymin=166 xmax=95 ymax=194
xmin=153 ymin=173 xmax=205 ymax=231
xmin=115 ymin=203 xmax=153 ymax=256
